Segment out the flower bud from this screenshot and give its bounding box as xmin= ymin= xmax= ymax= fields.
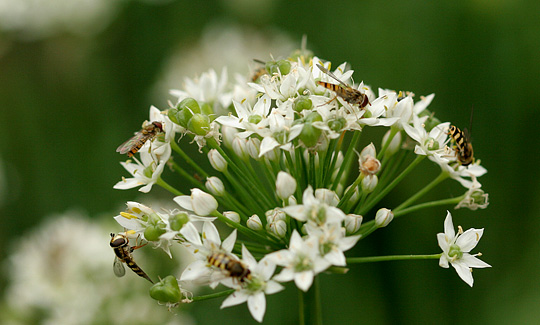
xmin=188 ymin=113 xmax=210 ymax=135
xmin=361 ymin=175 xmax=378 ymax=194
xmin=299 ymin=112 xmax=323 ymax=148
xmin=223 ymin=211 xmax=241 ymax=223
xmin=359 ymin=143 xmax=381 ymax=176
xmin=150 ymin=275 xmax=181 ymax=303
xmin=169 ymin=212 xmax=189 ymax=231
xmin=287 ymin=195 xmax=297 ymax=206
xmin=201 ymin=102 xmax=214 ymax=119
xmin=344 ymin=214 xmax=363 ymax=235
xmin=205 ymin=176 xmax=225 ymax=197
xmin=232 ymin=137 xmax=249 ymax=161
xmin=343 ymin=184 xmax=360 ymax=205
xmin=265 ymin=208 xmax=286 ymax=224
xmin=247 ymin=214 xmax=263 ymax=230
xmin=221 ymin=125 xmax=238 ymax=149
xmin=315 ymin=188 xmax=339 ymax=206
xmin=208 ymin=149 xmax=227 ymax=172
xmin=144 ymin=223 xmax=166 ymax=241
xmin=293 ymin=96 xmax=313 ymax=112
xmin=276 ymin=171 xmax=297 ymax=200
xmin=382 ymin=130 xmax=402 ymax=157
xmin=267 ymin=220 xmax=287 ymax=238
xmin=375 ymin=208 xmax=394 ymax=228
xmin=178 ymin=97 xmax=201 ymax=114
xmin=246 ymin=138 xmax=261 ymax=160
xmin=190 ymin=189 xmax=218 ymax=216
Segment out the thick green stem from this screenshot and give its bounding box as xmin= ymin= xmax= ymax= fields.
xmin=298 ymin=277 xmax=322 ymax=325
xmin=347 ymin=253 xmax=441 ymax=264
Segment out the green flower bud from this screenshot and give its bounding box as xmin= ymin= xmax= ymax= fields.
xmin=177 ymin=97 xmax=201 ymax=114
xmin=175 ymin=107 xmax=193 ymax=129
xmin=277 ymin=60 xmax=291 ymax=75
xmin=248 ymin=114 xmax=263 ymax=124
xmin=144 ymin=224 xmax=166 ymax=241
xmin=167 ymin=108 xmax=180 ymax=125
xmin=293 ymin=96 xmax=313 ymax=112
xmin=149 ymin=275 xmax=181 ymax=303
xmin=328 ymin=117 xmax=346 ymax=132
xmin=265 ymin=61 xmax=278 ymax=75
xmin=169 ymin=212 xmax=189 ymax=231
xmin=201 ymin=103 xmax=214 ymax=119
xmin=188 ymin=113 xmax=211 ymax=135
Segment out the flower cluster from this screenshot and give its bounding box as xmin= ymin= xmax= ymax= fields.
xmin=112 ymin=47 xmax=490 ymax=322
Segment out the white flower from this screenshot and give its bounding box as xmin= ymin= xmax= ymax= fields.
xmin=281 ymin=186 xmax=346 ymax=226
xmin=180 ymin=222 xmax=237 ymax=286
xmin=403 ymin=116 xmax=450 ymax=166
xmin=268 ymin=230 xmax=331 ymax=291
xmin=305 ymin=222 xmax=361 ymax=266
xmin=113 ymin=145 xmax=171 ymax=193
xmin=221 ymin=245 xmax=284 ymax=323
xmin=455 ymin=180 xmax=489 ymax=210
xmin=174 ymin=188 xmax=218 ymax=216
xmin=437 ymin=211 xmax=491 ymax=287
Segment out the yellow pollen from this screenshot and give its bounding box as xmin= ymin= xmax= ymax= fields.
xmin=126 ymin=230 xmax=136 ymax=235
xmin=120 ymin=212 xmax=138 ymax=219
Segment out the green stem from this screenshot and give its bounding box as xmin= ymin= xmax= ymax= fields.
xmin=170 ymin=141 xmax=208 ymax=178
xmin=358 ymin=155 xmax=425 ymax=215
xmin=298 ymin=277 xmax=323 ymax=325
xmin=393 ymin=172 xmax=449 ymax=212
xmin=156 ymin=178 xmax=183 ymax=196
xmin=190 ymin=289 xmax=235 ymax=302
xmin=210 ymin=211 xmax=282 ymax=248
xmin=338 ymin=174 xmax=363 ymax=209
xmin=170 ymin=161 xmax=204 ymax=189
xmin=393 ymin=196 xmax=464 ymax=218
xmin=377 ymin=127 xmax=398 ymax=161
xmin=347 ymin=253 xmax=441 ymax=264
xmin=331 ymin=131 xmax=361 ymax=191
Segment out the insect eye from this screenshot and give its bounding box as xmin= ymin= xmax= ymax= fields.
xmin=110 ymin=237 xmax=127 ymax=248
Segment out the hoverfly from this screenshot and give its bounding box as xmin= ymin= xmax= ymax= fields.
xmin=207 ymin=252 xmax=251 ymax=284
xmin=316 ymin=63 xmax=370 ymax=108
xmin=110 ymin=233 xmax=154 ymax=284
xmin=250 ymin=59 xmax=269 ymax=82
xmin=447 ymin=125 xmax=474 ymax=166
xmin=116 ymin=121 xmax=163 ymax=158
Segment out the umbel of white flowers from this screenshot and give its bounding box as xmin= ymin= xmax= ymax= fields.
xmin=112 ymin=47 xmax=489 ymax=322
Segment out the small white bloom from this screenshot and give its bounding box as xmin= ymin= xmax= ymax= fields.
xmin=305 ymin=223 xmax=361 ymax=266
xmin=220 ymin=245 xmax=284 ymax=323
xmin=113 ymin=146 xmax=171 ymax=193
xmin=174 ymin=188 xmax=218 ymax=216
xmin=437 ymin=211 xmax=491 ymax=287
xmin=275 ymin=171 xmax=297 ymax=200
xmin=374 ymin=208 xmax=393 ymax=228
xmin=281 ymin=186 xmax=345 ymax=226
xmin=455 ymin=180 xmax=489 ymax=210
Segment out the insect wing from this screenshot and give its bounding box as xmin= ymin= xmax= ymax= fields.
xmin=316 ymin=63 xmax=349 ymax=88
xmin=113 ymin=256 xmax=126 ymax=278
xmin=116 ymin=132 xmax=144 ymax=155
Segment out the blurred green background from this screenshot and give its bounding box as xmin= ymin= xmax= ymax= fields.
xmin=1 ymin=0 xmax=539 ymax=323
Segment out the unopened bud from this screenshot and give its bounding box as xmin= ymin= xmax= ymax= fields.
xmin=375 ymin=208 xmax=393 ymax=228
xmin=361 ymin=175 xmax=378 ymax=194
xmin=150 ymin=275 xmax=181 ymax=303
xmin=205 ymin=177 xmax=225 ymax=197
xmin=190 ymin=189 xmax=218 ymax=216
xmin=276 ymin=171 xmax=297 ymax=200
xmin=247 ymin=215 xmax=263 ymax=230
xmin=232 ymin=137 xmax=249 ymax=161
xmin=382 ymin=129 xmax=402 ymax=157
xmin=221 ymin=125 xmax=238 ymax=149
xmin=223 ymin=211 xmax=241 ymax=223
xmin=267 ymin=220 xmax=287 ymax=238
xmin=246 ymin=138 xmax=261 ymax=160
xmin=344 ymin=214 xmax=363 ymax=235
xmin=315 ymin=188 xmax=339 ymax=206
xmin=208 ymin=149 xmax=227 ymax=172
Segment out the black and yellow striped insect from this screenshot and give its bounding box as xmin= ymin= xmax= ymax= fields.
xmin=207 ymin=252 xmax=251 ymax=283
xmin=448 ymin=125 xmax=474 ymax=166
xmin=316 ymin=63 xmax=370 ymax=108
xmin=116 ymin=121 xmax=163 ymax=158
xmin=110 ymin=233 xmax=154 ymax=284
